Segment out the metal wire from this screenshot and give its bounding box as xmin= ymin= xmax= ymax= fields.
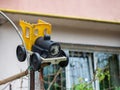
xmin=0 ymin=11 xmax=30 ymax=66
xmin=0 ymin=11 xmax=25 ymax=47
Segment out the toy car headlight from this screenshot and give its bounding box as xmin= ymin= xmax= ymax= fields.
xmin=49 ymin=43 xmax=61 ymax=57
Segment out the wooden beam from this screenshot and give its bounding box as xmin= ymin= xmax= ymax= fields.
xmin=0 ymin=70 xmax=28 ymax=85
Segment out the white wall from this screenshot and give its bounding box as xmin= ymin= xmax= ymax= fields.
xmin=0 ymin=23 xmax=28 ymax=90
xmin=52 ymin=25 xmax=120 ymax=47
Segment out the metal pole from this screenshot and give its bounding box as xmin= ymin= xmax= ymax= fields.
xmin=9 ymin=84 xmax=12 ymax=90
xmin=30 ymin=69 xmax=35 ymax=90
xmin=39 ymin=69 xmax=44 ymax=90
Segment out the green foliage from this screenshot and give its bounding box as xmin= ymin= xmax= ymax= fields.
xmin=71 ymin=77 xmax=93 ymax=90
xmin=96 ymin=68 xmax=105 ymax=81
xmin=73 ymin=83 xmax=93 ymax=90
xmin=96 ymin=68 xmax=110 ymax=82
xmin=53 ymin=83 xmax=59 ymax=88
xmin=71 ymin=68 xmax=111 ymax=90
xmin=115 ymin=86 xmax=120 ymax=90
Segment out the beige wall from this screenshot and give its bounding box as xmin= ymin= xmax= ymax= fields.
xmin=52 ymin=25 xmax=120 ymax=47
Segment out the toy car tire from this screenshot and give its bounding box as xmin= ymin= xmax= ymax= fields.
xmin=30 ymin=52 xmax=42 ymax=71
xmin=58 ymin=50 xmax=69 ymax=67
xmin=16 ymin=45 xmax=26 ymax=62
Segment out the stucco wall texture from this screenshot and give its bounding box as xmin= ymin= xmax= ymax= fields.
xmin=0 ymin=0 xmax=120 ymax=21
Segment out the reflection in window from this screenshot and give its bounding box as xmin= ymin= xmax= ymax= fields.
xmin=96 ymin=53 xmax=120 ymax=90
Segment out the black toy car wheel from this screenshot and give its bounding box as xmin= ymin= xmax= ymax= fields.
xmin=58 ymin=50 xmax=69 ymax=68
xmin=30 ymin=52 xmax=42 ymax=71
xmin=16 ymin=45 xmax=26 ymax=62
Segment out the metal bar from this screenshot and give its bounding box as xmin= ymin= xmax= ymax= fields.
xmin=39 ymin=69 xmax=44 ymax=90
xmin=0 ymin=11 xmax=25 ymax=47
xmin=42 ymin=57 xmax=67 ymax=64
xmin=9 ymin=84 xmax=12 ymax=90
xmin=30 ymin=70 xmax=35 ymax=90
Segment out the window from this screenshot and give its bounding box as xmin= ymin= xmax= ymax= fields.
xmin=43 ymin=64 xmax=66 ymax=90
xmin=66 ymin=51 xmax=93 ymax=90
xmin=42 ymin=50 xmax=93 ymax=90
xmin=41 ymin=50 xmax=120 ymax=90
xmin=96 ymin=53 xmax=120 ymax=90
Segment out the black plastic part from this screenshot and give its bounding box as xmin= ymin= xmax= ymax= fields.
xmin=58 ymin=50 xmax=69 ymax=67
xmin=44 ymin=34 xmax=51 ymax=40
xmin=30 ymin=53 xmax=42 ymax=71
xmin=33 ymin=37 xmax=61 ymax=58
xmin=32 ymin=45 xmax=49 ymax=58
xmin=16 ymin=45 xmax=26 ymax=62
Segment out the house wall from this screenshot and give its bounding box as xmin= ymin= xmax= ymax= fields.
xmin=52 ymin=25 xmax=120 ymax=47
xmin=0 ymin=19 xmax=119 ymax=89
xmin=0 ymin=19 xmax=119 ymax=76
xmin=1 ymin=0 xmax=120 ymax=21
xmin=0 ymin=23 xmax=28 ymax=90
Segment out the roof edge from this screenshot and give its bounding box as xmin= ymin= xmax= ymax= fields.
xmin=1 ymin=8 xmax=120 ymax=25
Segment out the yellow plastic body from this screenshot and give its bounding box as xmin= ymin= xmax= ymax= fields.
xmin=20 ymin=20 xmax=51 ymax=50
